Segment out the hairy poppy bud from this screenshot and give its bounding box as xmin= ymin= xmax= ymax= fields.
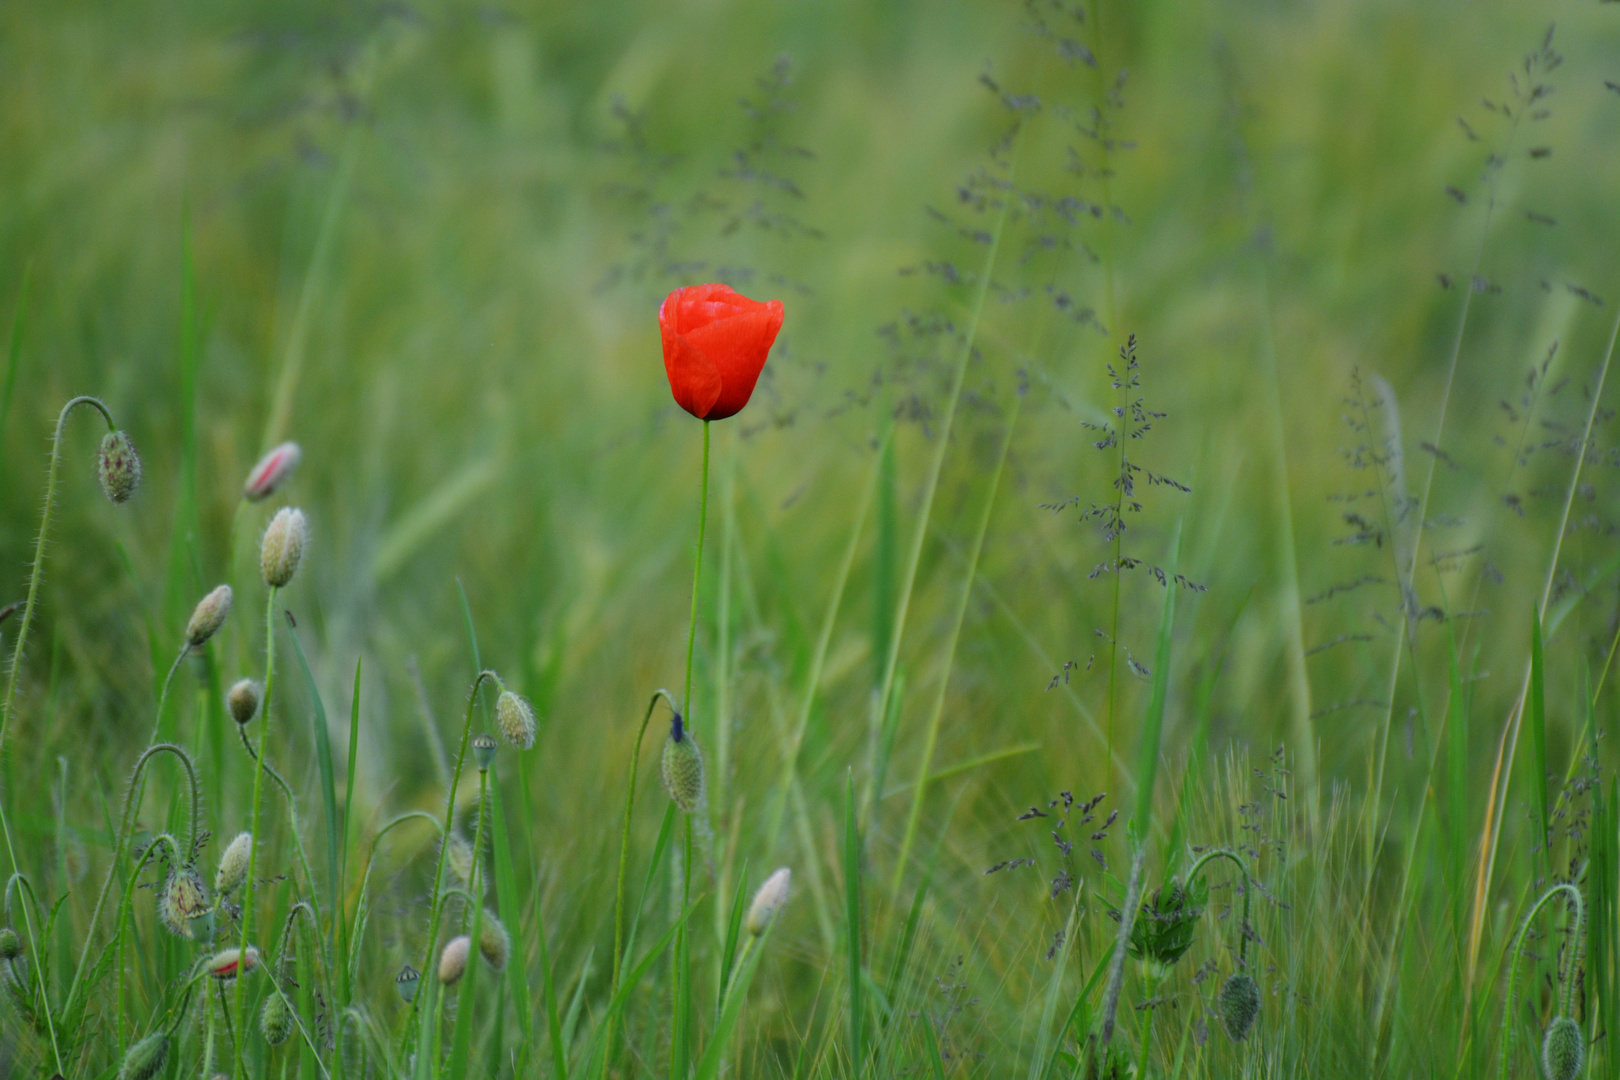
xmin=478 ymin=912 xmax=510 ymax=970
xmin=186 ymin=585 xmax=233 ymax=648
xmin=216 ymin=832 xmax=252 ymax=895
xmin=119 ymin=1031 xmax=167 ymax=1080
xmin=658 ymin=284 xmax=784 ymax=421
xmin=206 ymin=945 xmax=261 ymax=980
xmin=1544 ymin=1017 xmax=1583 ymax=1080
xmin=472 ymin=733 xmax=497 ymax=772
xmin=260 ymin=989 xmax=292 ymax=1046
xmin=446 ymin=835 xmax=475 ymax=889
xmin=660 ymin=712 xmax=705 ymax=814
xmin=98 ymin=429 xmax=142 ymax=504
xmin=158 ymin=867 xmax=209 ymax=939
xmin=243 ymin=442 xmax=302 ymax=502
xmin=260 ymin=507 xmax=307 ymax=588
xmin=439 ymin=935 xmax=471 ymax=985
xmin=227 ymin=679 xmax=262 ymax=725
xmin=747 ymin=867 xmax=792 ymax=935
xmin=495 ymin=690 xmax=536 ymax=750
xmin=1217 ymin=972 xmax=1260 ymax=1042
xmin=0 ymin=928 xmax=19 ymax=961
xmin=396 ymin=964 xmax=421 ymax=1002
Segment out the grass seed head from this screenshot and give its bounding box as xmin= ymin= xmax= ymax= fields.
xmin=97 ymin=429 xmax=142 ymax=504
xmin=472 ymin=733 xmax=497 ymax=771
xmin=260 ymin=507 xmax=307 ymax=588
xmin=747 ymin=867 xmax=792 ymax=935
xmin=119 ymin=1031 xmax=167 ymax=1080
xmin=259 ymin=989 xmax=292 ymax=1046
xmin=396 ymin=964 xmax=421 ymax=1002
xmin=478 ymin=911 xmax=511 ymax=970
xmin=0 ymin=928 xmax=19 ymax=961
xmin=495 ymin=690 xmax=536 ymax=750
xmin=439 ymin=935 xmax=472 ymax=985
xmin=216 ymin=831 xmax=252 ymax=895
xmin=1543 ymin=1016 xmax=1583 ymax=1080
xmin=227 ymin=679 xmax=262 ymax=725
xmin=243 ymin=442 xmax=302 ymax=502
xmin=660 ymin=712 xmax=705 ymax=814
xmin=186 ymin=585 xmax=233 ymax=647
xmin=158 ymin=867 xmax=210 ymax=939
xmin=1217 ymin=972 xmax=1260 ymax=1042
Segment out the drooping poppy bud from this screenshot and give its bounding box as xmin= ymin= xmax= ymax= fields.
xmin=478 ymin=912 xmax=511 ymax=970
xmin=439 ymin=935 xmax=471 ymax=985
xmin=243 ymin=442 xmax=302 ymax=502
xmin=98 ymin=429 xmax=142 ymax=504
xmin=216 ymin=832 xmax=252 ymax=895
xmin=660 ymin=711 xmax=705 ymax=814
xmin=227 ymin=679 xmax=262 ymax=725
xmin=119 ymin=1031 xmax=168 ymax=1080
xmin=495 ymin=690 xmax=536 ymax=750
xmin=0 ymin=928 xmax=19 ymax=961
xmin=186 ymin=585 xmax=233 ymax=648
xmin=658 ymin=284 xmax=784 ymax=421
xmin=260 ymin=990 xmax=292 ymax=1046
xmin=1217 ymin=972 xmax=1260 ymax=1042
xmin=206 ymin=945 xmax=261 ymax=980
xmin=260 ymin=508 xmax=307 ymax=588
xmin=1544 ymin=1017 xmax=1584 ymax=1080
xmin=158 ymin=867 xmax=209 ymax=939
xmin=747 ymin=867 xmax=792 ymax=936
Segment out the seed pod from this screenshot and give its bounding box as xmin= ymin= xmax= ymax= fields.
xmin=495 ymin=690 xmax=536 ymax=750
xmin=206 ymin=945 xmax=261 ymax=980
xmin=98 ymin=429 xmax=142 ymax=504
xmin=260 ymin=989 xmax=292 ymax=1046
xmin=478 ymin=912 xmax=510 ymax=970
xmin=1217 ymin=972 xmax=1260 ymax=1042
xmin=260 ymin=507 xmax=308 ymax=588
xmin=0 ymin=928 xmax=20 ymax=961
xmin=660 ymin=713 xmax=705 ymax=814
xmin=186 ymin=585 xmax=233 ymax=647
xmin=747 ymin=867 xmax=792 ymax=935
xmin=216 ymin=832 xmax=252 ymax=895
xmin=396 ymin=964 xmax=421 ymax=1002
xmin=119 ymin=1031 xmax=167 ymax=1080
xmin=1543 ymin=1016 xmax=1584 ymax=1080
xmin=472 ymin=733 xmax=497 ymax=772
xmin=158 ymin=867 xmax=209 ymax=938
xmin=227 ymin=679 xmax=262 ymax=725
xmin=243 ymin=442 xmax=302 ymax=502
xmin=439 ymin=935 xmax=471 ymax=985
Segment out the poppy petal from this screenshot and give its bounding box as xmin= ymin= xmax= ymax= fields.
xmin=683 ymin=301 xmax=784 ymax=420
xmin=664 ymin=332 xmax=724 ymax=419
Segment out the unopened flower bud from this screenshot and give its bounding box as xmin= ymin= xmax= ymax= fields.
xmin=119 ymin=1031 xmax=168 ymax=1080
xmin=216 ymin=832 xmax=252 ymax=895
xmin=1544 ymin=1017 xmax=1584 ymax=1080
xmin=472 ymin=733 xmax=497 ymax=772
xmin=186 ymin=585 xmax=233 ymax=648
xmin=439 ymin=935 xmax=471 ymax=985
xmin=260 ymin=990 xmax=292 ymax=1046
xmin=747 ymin=867 xmax=792 ymax=936
xmin=478 ymin=912 xmax=510 ymax=970
xmin=1217 ymin=972 xmax=1260 ymax=1042
xmin=495 ymin=690 xmax=536 ymax=750
xmin=446 ymin=835 xmax=475 ymax=888
xmin=396 ymin=964 xmax=420 ymax=1002
xmin=227 ymin=679 xmax=262 ymax=725
xmin=0 ymin=928 xmax=19 ymax=961
xmin=660 ymin=712 xmax=705 ymax=814
xmin=243 ymin=442 xmax=302 ymax=502
xmin=98 ymin=429 xmax=142 ymax=504
xmin=206 ymin=945 xmax=261 ymax=980
xmin=260 ymin=507 xmax=307 ymax=588
xmin=158 ymin=867 xmax=209 ymax=939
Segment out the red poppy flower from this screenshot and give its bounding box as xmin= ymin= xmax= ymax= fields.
xmin=658 ymin=284 xmax=784 ymax=421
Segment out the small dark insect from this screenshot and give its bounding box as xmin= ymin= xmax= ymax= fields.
xmin=284 ymin=609 xmax=298 ymax=628
xmin=0 ymin=602 xmax=18 ymax=624
xmin=1444 ymin=185 xmax=1467 ymax=204
xmin=1437 ymin=273 xmax=1452 ymax=289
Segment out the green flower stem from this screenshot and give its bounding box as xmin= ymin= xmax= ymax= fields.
xmin=231 ymin=722 xmax=325 ymax=945
xmin=1 ymin=871 xmax=62 ymax=1071
xmin=232 ymin=585 xmax=278 ymax=1080
xmin=1184 ymin=849 xmax=1255 ymax=966
xmin=0 ymin=395 xmax=117 ymax=753
xmin=684 ymin=419 xmax=711 ymax=721
xmin=112 ymin=832 xmax=182 ymax=1050
xmin=399 ymin=669 xmax=496 ymax=1062
xmin=1500 ymin=882 xmax=1585 ymax=1078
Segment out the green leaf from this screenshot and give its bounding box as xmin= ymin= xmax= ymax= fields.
xmin=283 ymin=612 xmax=342 ymax=938
xmin=844 ymin=770 xmax=864 ymax=1080
xmin=1133 ymin=524 xmax=1181 ymax=833
xmin=1531 ymin=607 xmax=1550 ymax=872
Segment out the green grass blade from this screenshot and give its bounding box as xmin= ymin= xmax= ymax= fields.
xmin=1027 ymin=892 xmax=1081 ymax=1080
xmin=339 ymin=656 xmax=362 ymax=1007
xmin=583 ymin=905 xmax=698 ymax=1079
xmin=719 ymin=861 xmax=750 ymax=1013
xmin=1446 ymin=631 xmax=1468 ymax=952
xmin=0 ymin=262 xmax=31 ymax=479
xmin=1530 ymin=607 xmax=1549 ymax=873
xmin=844 ymin=770 xmax=863 ymax=1080
xmin=1132 ymin=524 xmax=1181 ymax=833
xmin=284 ymin=612 xmax=342 ymax=935
xmin=488 ymin=767 xmax=534 ymax=1044
xmin=694 ymin=928 xmax=771 ymax=1080
xmin=530 ymin=864 xmax=569 ymax=1080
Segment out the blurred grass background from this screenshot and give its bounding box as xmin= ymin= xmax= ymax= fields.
xmin=3 ymin=0 xmax=1620 ymax=1075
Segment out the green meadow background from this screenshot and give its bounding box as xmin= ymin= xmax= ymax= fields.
xmin=2 ymin=0 xmax=1620 ymax=1075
